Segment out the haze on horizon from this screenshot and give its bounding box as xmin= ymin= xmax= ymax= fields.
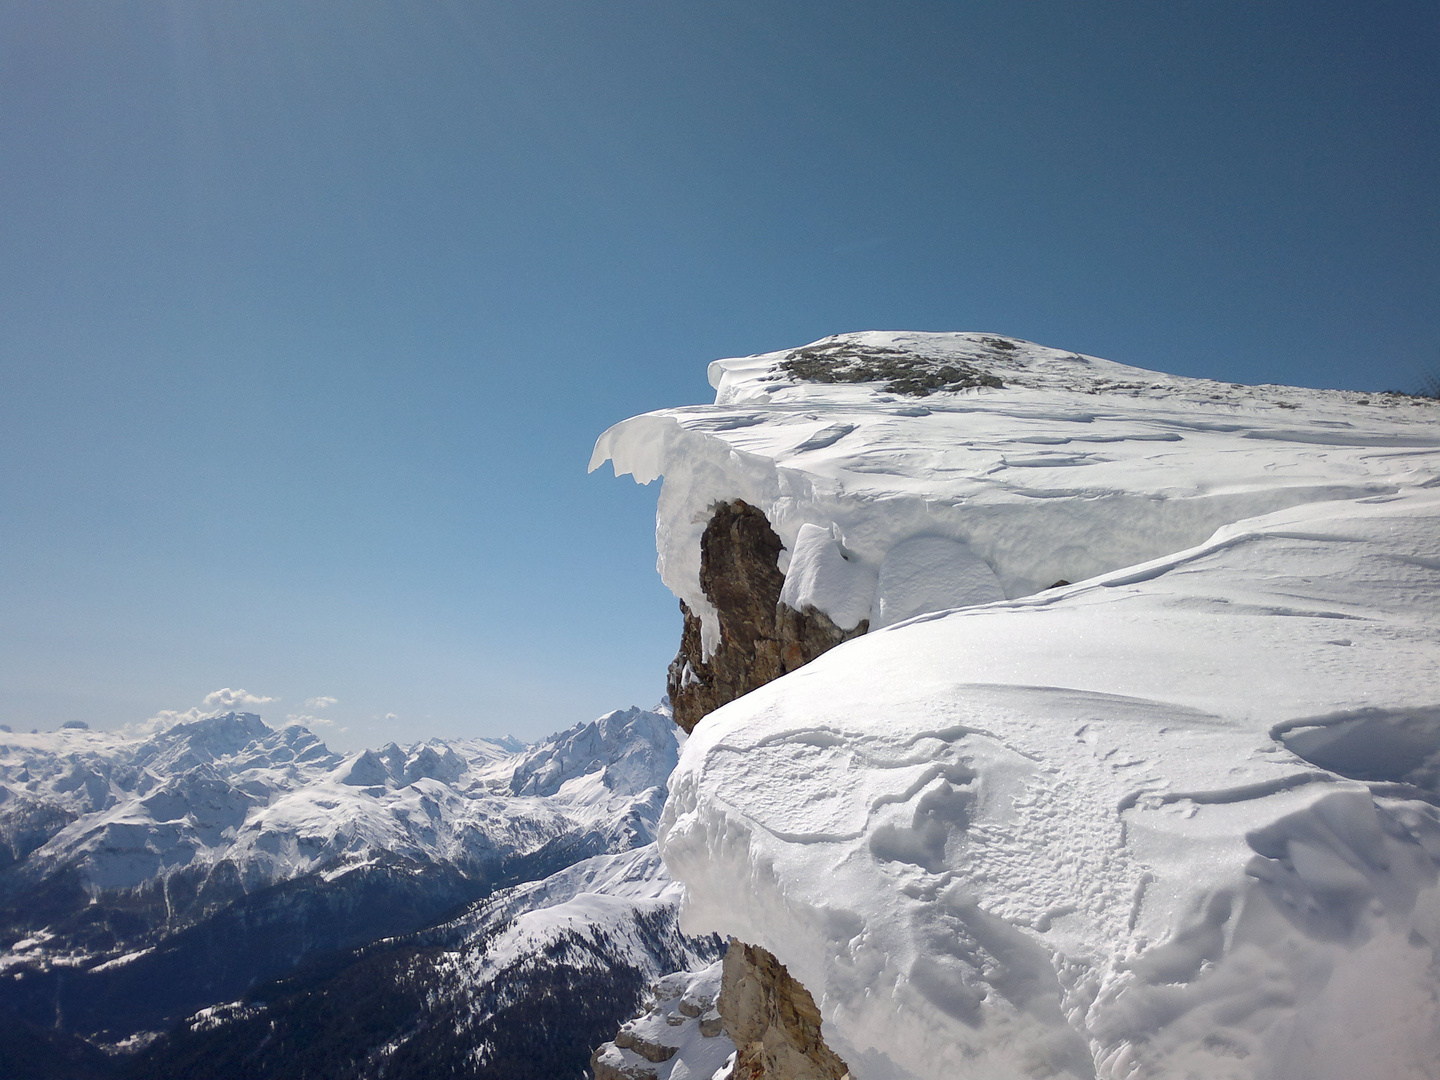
xmin=1 ymin=1 xmax=1435 ymax=750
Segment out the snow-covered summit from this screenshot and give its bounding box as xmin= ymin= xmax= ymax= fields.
xmin=593 ymin=331 xmax=1437 ymax=651
xmin=596 ymin=333 xmax=1440 ymax=1080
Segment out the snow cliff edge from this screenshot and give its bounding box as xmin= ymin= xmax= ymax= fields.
xmin=594 ymin=331 xmax=1440 ymax=1080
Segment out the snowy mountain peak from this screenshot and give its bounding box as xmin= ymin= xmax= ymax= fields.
xmin=509 ymin=706 xmax=679 ymax=798
xmin=402 ymin=742 xmax=467 ymax=785
xmin=706 ymin=330 xmax=1419 ymax=409
xmin=331 ymin=740 xmax=470 ymax=789
xmin=334 ymin=747 xmax=398 ymax=788
xmin=135 ymin=712 xmax=341 ymax=778
xmin=594 ymin=330 xmax=1438 ymax=651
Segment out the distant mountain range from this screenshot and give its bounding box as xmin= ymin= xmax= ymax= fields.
xmin=0 ymin=705 xmax=717 ymax=1078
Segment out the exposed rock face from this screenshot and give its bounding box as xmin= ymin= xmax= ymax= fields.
xmin=614 ymin=1025 xmax=680 ymax=1063
xmin=592 ymin=1053 xmax=663 ymax=1080
xmin=658 ymin=501 xmax=857 ymax=1079
xmin=778 ymin=337 xmax=1006 ymax=396
xmin=719 ymin=940 xmax=850 ymax=1080
xmin=667 ymin=501 xmax=785 ymax=734
xmin=774 ymin=603 xmax=868 ymax=679
xmin=667 ymin=501 xmax=866 ymax=734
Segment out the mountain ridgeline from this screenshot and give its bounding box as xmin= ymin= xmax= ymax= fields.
xmin=0 ymin=706 xmax=720 ymax=1079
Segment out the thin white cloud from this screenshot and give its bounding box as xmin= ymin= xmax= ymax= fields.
xmin=304 ymin=696 xmax=338 ymax=710
xmin=131 ymin=707 xmax=206 ymax=734
xmin=287 ymin=713 xmax=335 ymax=728
xmin=203 ymin=688 xmax=276 ymax=710
xmin=130 ymin=687 xmax=277 ymax=735
xmin=385 ymin=713 xmax=398 ymax=722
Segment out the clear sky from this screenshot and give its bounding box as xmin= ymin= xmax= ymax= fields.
xmin=2 ymin=1 xmax=1435 ymax=748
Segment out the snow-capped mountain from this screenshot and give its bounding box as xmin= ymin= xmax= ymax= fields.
xmin=594 ymin=332 xmax=1440 ymax=1080
xmin=3 ymin=706 xmax=673 ymax=899
xmin=0 ymin=704 xmax=683 ymax=1058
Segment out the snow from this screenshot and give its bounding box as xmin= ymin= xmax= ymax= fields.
xmin=453 ymin=845 xmax=687 ymax=980
xmin=871 ymin=534 xmax=1005 ymax=628
xmin=509 ymin=706 xmax=680 ymax=798
xmin=778 ymin=523 xmax=877 ymax=631
xmin=596 ymin=332 xmax=1440 ymax=1079
xmin=591 ymin=331 xmax=1437 ymax=656
xmin=594 ymin=959 xmax=735 ymax=1080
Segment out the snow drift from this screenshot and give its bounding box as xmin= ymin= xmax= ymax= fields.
xmin=594 ymin=332 xmax=1440 ymax=1080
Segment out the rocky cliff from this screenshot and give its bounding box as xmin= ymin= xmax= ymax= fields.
xmin=718 ymin=940 xmax=850 ymax=1080
xmin=631 ymin=497 xmax=858 ymax=1079
xmin=667 ymin=500 xmax=865 ymax=735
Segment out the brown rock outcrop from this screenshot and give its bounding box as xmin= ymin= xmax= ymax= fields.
xmin=719 ymin=939 xmax=851 ymax=1080
xmin=667 ymin=501 xmax=867 ymax=734
xmin=601 ymin=500 xmax=858 ymax=1080
xmin=614 ymin=1025 xmax=680 ymax=1063
xmin=774 ymin=602 xmax=867 ymax=679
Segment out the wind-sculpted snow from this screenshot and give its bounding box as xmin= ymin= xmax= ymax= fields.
xmin=0 ymin=705 xmax=681 ymax=1051
xmin=592 ymin=331 xmax=1438 ymax=654
xmin=595 ymin=332 xmax=1440 ymax=1079
xmin=660 ymin=496 xmax=1440 ymax=1080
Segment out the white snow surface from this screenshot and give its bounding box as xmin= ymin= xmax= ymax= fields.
xmin=592 ymin=331 xmax=1438 ymax=653
xmin=595 ymin=333 xmax=1440 ymax=1079
xmin=594 ymin=959 xmax=735 ymax=1080
xmin=778 ymin=523 xmax=878 ymax=631
xmin=871 ymin=534 xmax=1006 ymax=628
xmin=441 ymin=843 xmax=694 ymax=991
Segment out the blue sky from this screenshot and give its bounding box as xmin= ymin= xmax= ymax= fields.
xmin=2 ymin=1 xmax=1435 ymax=747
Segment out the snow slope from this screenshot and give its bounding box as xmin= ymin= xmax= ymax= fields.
xmin=595 ymin=332 xmax=1440 ymax=1080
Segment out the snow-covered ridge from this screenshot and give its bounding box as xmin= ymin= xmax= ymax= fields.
xmin=592 ymin=331 xmax=1438 ymax=653
xmin=596 ymin=332 xmax=1440 ymax=1079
